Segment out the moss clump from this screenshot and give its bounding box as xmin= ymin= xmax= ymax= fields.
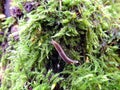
xmin=1 ymin=0 xmax=120 ymax=90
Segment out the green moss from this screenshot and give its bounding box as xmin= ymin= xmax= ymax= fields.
xmin=1 ymin=0 xmax=120 ymax=90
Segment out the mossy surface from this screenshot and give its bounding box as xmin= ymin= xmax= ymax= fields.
xmin=0 ymin=0 xmax=120 ymax=90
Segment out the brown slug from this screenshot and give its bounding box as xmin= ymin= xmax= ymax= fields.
xmin=51 ymin=39 xmax=79 ymax=64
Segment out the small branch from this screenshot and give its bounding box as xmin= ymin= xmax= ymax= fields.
xmin=59 ymin=0 xmax=62 ymax=11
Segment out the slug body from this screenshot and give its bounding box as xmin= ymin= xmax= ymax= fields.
xmin=51 ymin=39 xmax=78 ymax=64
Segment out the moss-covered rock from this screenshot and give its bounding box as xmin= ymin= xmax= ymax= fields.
xmin=0 ymin=0 xmax=120 ymax=90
